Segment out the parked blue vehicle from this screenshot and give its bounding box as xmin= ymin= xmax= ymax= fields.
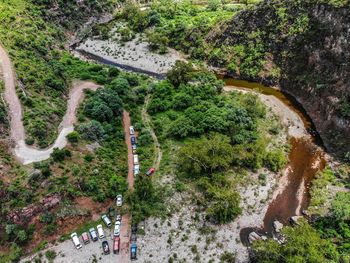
xmin=131 ymin=136 xmax=136 ymax=145
xmin=130 ymin=243 xmax=137 ymax=260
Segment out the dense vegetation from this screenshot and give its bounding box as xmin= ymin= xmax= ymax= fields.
xmin=110 ymin=0 xmax=239 ymax=55
xmin=32 ymin=0 xmax=115 ymax=30
xmin=252 ymin=220 xmax=340 ymax=263
xmin=0 ymin=57 xmax=153 ymax=261
xmin=0 ymin=0 xmax=116 ymax=147
xmin=147 ymin=62 xmax=286 ymax=223
xmin=110 ymin=0 xmax=350 ymax=158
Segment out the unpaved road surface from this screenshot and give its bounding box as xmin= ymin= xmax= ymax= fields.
xmin=0 ymin=44 xmax=100 ymax=164
xmin=141 ymin=95 xmax=162 ymax=170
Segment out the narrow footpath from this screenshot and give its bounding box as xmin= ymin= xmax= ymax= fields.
xmin=141 ymin=95 xmax=162 ymax=170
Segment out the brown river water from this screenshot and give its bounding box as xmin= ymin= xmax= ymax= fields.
xmin=220 ymin=77 xmax=327 ymax=238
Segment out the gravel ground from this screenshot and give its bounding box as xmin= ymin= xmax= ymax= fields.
xmin=21 ymin=227 xmax=130 ymax=263
xmin=137 ymin=169 xmax=279 ymax=263
xmin=76 ymin=30 xmax=183 ymax=75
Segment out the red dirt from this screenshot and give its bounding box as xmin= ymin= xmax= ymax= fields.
xmin=24 ymin=197 xmax=113 ymax=253
xmin=122 ymin=110 xmax=134 ymax=189
xmin=119 ymin=110 xmax=135 ymax=262
xmin=74 ymin=196 xmax=114 ymax=221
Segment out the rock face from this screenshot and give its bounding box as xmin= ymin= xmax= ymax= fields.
xmin=207 ymin=0 xmax=350 ymax=157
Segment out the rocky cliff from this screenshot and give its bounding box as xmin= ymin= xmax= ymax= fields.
xmin=207 ymin=0 xmax=350 ymax=157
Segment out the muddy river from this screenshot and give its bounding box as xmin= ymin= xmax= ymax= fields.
xmin=221 ymin=77 xmax=327 ymax=236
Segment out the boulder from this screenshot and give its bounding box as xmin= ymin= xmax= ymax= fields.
xmin=273 ymin=220 xmax=284 ymax=233
xmin=290 ymin=216 xmax=303 ymax=225
xmin=248 ymin=231 xmax=262 ymax=244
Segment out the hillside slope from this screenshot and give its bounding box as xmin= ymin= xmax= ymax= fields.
xmin=207 ymin=0 xmax=350 ymax=157
xmin=0 ymin=0 xmax=114 ymax=147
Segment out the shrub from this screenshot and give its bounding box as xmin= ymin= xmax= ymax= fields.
xmin=77 ymin=121 xmax=106 ymax=142
xmin=51 ymin=148 xmax=71 ymax=162
xmin=45 ymin=250 xmax=57 ymax=261
xmin=264 ymin=149 xmax=287 ymax=172
xmin=66 ymin=131 xmax=79 ymax=144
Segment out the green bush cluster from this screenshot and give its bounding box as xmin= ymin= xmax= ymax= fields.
xmin=116 ymin=0 xmax=236 ymax=58
xmin=127 ymin=175 xmax=165 ymax=224
xmin=149 ymin=68 xmax=286 ymax=223
xmin=252 ymin=220 xmax=340 ymax=263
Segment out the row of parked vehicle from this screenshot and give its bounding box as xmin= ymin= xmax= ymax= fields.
xmin=130 ymin=126 xmax=156 ymax=177
xmin=130 ymin=126 xmax=140 ymax=177
xmin=70 ymin=212 xmax=122 ymax=252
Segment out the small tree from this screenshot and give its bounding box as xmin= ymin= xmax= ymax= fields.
xmin=166 ymin=61 xmax=193 ymax=87
xmin=66 ymin=131 xmax=79 ymax=144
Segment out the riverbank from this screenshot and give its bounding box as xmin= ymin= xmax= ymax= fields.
xmin=75 ymin=32 xmax=184 ymax=76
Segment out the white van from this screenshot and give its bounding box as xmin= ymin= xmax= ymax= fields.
xmin=71 ymin=232 xmax=82 ymax=249
xmin=129 ymin=126 xmax=135 ymax=135
xmin=134 ymin=164 xmax=140 ymax=176
xmin=97 ymin=224 xmax=105 ymax=239
xmin=133 ymin=154 xmax=139 ymax=165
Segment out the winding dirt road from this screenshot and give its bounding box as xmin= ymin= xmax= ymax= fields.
xmin=141 ymin=94 xmax=162 ymax=170
xmin=0 ymin=44 xmax=100 ymax=165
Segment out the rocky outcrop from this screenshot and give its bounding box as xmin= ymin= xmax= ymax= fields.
xmin=7 ymin=194 xmax=61 ymax=225
xmin=207 ymin=0 xmax=350 ymax=157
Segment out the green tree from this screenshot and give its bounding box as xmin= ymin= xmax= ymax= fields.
xmin=146 ymin=29 xmax=169 ymax=54
xmin=207 ymin=0 xmax=221 ymax=11
xmin=166 ymin=61 xmax=194 ymax=87
xmin=51 ymin=148 xmax=71 ymax=162
xmin=77 ymin=121 xmax=105 ymax=142
xmin=66 ymin=131 xmax=79 ymax=144
xmin=177 ymin=133 xmax=234 ymax=177
xmin=252 ymin=221 xmax=339 ymax=262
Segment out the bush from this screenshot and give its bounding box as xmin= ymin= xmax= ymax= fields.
xmin=330 ymin=192 xmax=350 ymax=221
xmin=66 ymin=131 xmax=79 ymax=144
xmin=45 ymin=250 xmax=57 ymax=261
xmin=77 ymin=121 xmax=106 ymax=142
xmin=252 ymin=221 xmax=339 ymax=262
xmin=51 ymin=148 xmax=71 ymax=162
xmin=264 ymin=149 xmax=287 ymax=172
